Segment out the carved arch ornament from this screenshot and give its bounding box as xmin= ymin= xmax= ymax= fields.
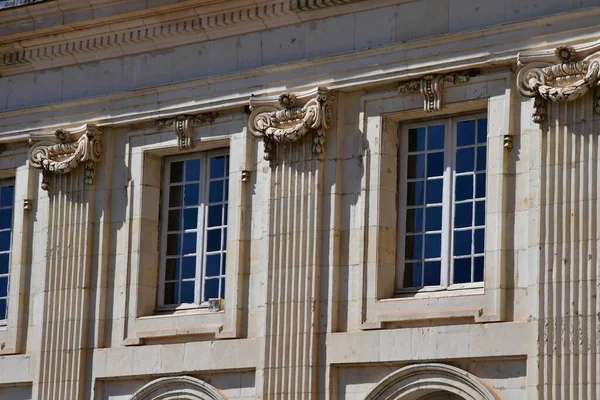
xmin=130 ymin=376 xmax=225 ymax=400
xmin=517 ymin=43 xmax=600 ymax=124
xmin=28 ymin=124 xmax=102 ymax=191
xmin=363 ymin=363 xmax=497 ymax=400
xmin=247 ymin=87 xmax=333 ymax=162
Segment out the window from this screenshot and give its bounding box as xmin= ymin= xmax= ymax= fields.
xmin=158 ymin=150 xmax=229 ymax=308
xmin=398 ymin=115 xmax=487 ymax=291
xmin=0 ymin=180 xmax=14 ymax=323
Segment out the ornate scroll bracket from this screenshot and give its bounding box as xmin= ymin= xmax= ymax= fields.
xmin=247 ymin=87 xmax=333 ymax=162
xmin=156 ymin=112 xmax=218 ymax=150
xmin=517 ymin=44 xmax=600 ymax=124
xmin=29 ymin=124 xmax=103 ymax=191
xmin=398 ymin=70 xmax=478 ymax=112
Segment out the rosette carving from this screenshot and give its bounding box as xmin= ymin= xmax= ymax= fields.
xmin=29 ymin=124 xmax=102 ymax=191
xmin=517 ymin=44 xmax=600 ymax=123
xmin=247 ymin=87 xmax=333 ymax=162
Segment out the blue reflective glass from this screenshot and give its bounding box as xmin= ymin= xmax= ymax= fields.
xmin=454 ymin=202 xmax=473 ymax=228
xmin=408 ymin=128 xmax=426 ymax=152
xmin=181 ymin=256 xmax=196 ymax=279
xmin=170 ymin=162 xmax=183 ymax=183
xmin=224 ymin=205 xmax=228 ymax=225
xmin=184 ymin=184 xmax=199 ymax=206
xmin=456 ymin=148 xmax=474 ymax=173
xmin=168 ymin=186 xmax=182 ymax=208
xmin=0 ymin=299 xmax=6 ymax=320
xmin=404 ymin=262 xmax=422 ymax=288
xmin=182 ymin=232 xmax=197 ymax=255
xmin=206 ymin=254 xmax=221 ymax=277
xmin=185 ymin=159 xmax=201 ymax=181
xmin=424 ymin=261 xmax=441 ymax=286
xmin=209 ymin=180 xmax=224 ymax=203
xmin=475 ymin=201 xmax=486 ymax=226
xmin=424 ymin=233 xmax=441 ymax=259
xmin=0 ymin=253 xmax=8 ymax=275
xmin=183 ymin=208 xmax=198 ymax=230
xmin=425 ymin=206 xmax=442 ymax=231
xmin=426 ymin=179 xmax=443 ymax=204
xmin=0 ymin=277 xmax=6 ymax=297
xmin=164 ymin=282 xmax=178 ymax=304
xmin=407 ymin=181 xmax=425 ymax=206
xmin=207 ymin=205 xmax=222 ymax=228
xmin=474 ymin=228 xmax=485 ymax=254
xmin=165 ymin=258 xmax=179 ymax=281
xmin=168 ymin=209 xmax=181 ymax=232
xmin=406 ymin=208 xmax=423 ymax=233
xmin=180 ymin=281 xmax=195 ymax=303
xmin=225 ymin=156 xmax=230 ymax=176
xmin=427 ymin=152 xmax=444 ymax=177
xmin=474 ymin=256 xmax=485 ymax=282
xmin=220 ymin=278 xmax=225 ymax=298
xmin=222 ymin=253 xmax=226 ymax=274
xmin=407 ymin=155 xmax=426 ymax=179
xmin=455 ymin=175 xmax=473 ymax=201
xmin=477 ymin=118 xmax=488 ymax=144
xmin=405 ymin=235 xmax=422 ymax=260
xmin=0 ymin=231 xmax=10 ymax=252
xmin=453 ymin=230 xmax=472 ymax=256
xmin=206 ymin=229 xmax=222 ymax=252
xmin=427 ymin=125 xmax=445 ymax=150
xmin=0 ymin=186 xmax=13 ymax=208
xmin=457 ymin=120 xmax=476 ymax=146
xmin=224 ymin=179 xmax=229 ymax=201
xmin=475 ymin=173 xmax=486 ymax=199
xmin=453 ymin=258 xmax=471 ymax=284
xmin=166 ymin=234 xmax=180 ymax=256
xmin=476 ymin=146 xmax=487 ymax=171
xmin=204 ymin=278 xmax=219 ymax=301
xmin=223 ymin=228 xmax=227 ymax=244
xmin=210 ymin=156 xmax=226 ymax=179
xmin=0 ymin=208 xmax=12 ymax=230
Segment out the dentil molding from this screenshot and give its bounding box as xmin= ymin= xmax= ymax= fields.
xmin=247 ymin=87 xmax=333 ymax=162
xmin=156 ymin=112 xmax=218 ymax=150
xmin=517 ymin=44 xmax=600 ymax=123
xmin=29 ymin=124 xmax=102 ymax=191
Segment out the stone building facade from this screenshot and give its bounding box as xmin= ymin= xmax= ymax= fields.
xmin=0 ymin=0 xmax=599 ymax=399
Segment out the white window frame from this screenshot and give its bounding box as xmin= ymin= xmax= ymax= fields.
xmin=0 ymin=178 xmax=14 ymax=326
xmin=396 ymin=114 xmax=487 ymax=293
xmin=157 ymin=148 xmax=229 ymax=311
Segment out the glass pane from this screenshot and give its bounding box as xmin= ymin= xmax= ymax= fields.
xmin=204 ymin=278 xmax=220 ymax=301
xmin=206 ymin=229 xmax=222 ymax=252
xmin=457 ymin=120 xmax=475 ymax=146
xmin=477 ymin=118 xmax=488 ymax=144
xmin=209 ymin=180 xmax=224 ymax=203
xmin=424 ymin=261 xmax=441 ymax=286
xmin=427 ymin=125 xmax=445 ymax=150
xmin=184 ymin=184 xmax=199 ymax=206
xmin=404 ymin=235 xmax=422 ymax=260
xmin=181 ymin=256 xmax=196 ymax=279
xmin=164 ymin=282 xmax=178 ymax=305
xmin=206 ymin=254 xmax=221 ymax=277
xmin=0 ymin=299 xmax=6 ymax=320
xmin=424 ymin=234 xmax=441 ymax=259
xmin=408 ymin=127 xmax=426 ymax=152
xmin=454 ymin=202 xmax=473 ymax=228
xmin=170 ymin=162 xmax=183 ymax=183
xmin=185 ymin=159 xmax=201 ymax=182
xmin=224 ymin=179 xmax=229 ymax=202
xmin=474 ymin=228 xmax=485 ymax=254
xmin=168 ymin=186 xmax=182 ymax=208
xmin=406 ymin=208 xmax=423 ymax=233
xmin=403 ymin=262 xmax=422 ymax=288
xmin=425 ymin=206 xmax=442 ymax=231
xmin=223 ymin=204 xmax=228 ymax=225
xmin=476 ymin=146 xmax=487 ymax=171
xmin=426 ymin=179 xmax=443 ymax=204
xmin=0 ymin=277 xmax=7 ymax=297
xmin=474 ymin=256 xmax=485 ymax=282
xmin=0 ymin=186 xmax=14 ymax=208
xmin=456 ymin=147 xmax=474 ymax=173
xmin=475 ymin=201 xmax=486 ymax=226
xmin=453 ymin=230 xmax=472 ymax=256
xmin=455 ymin=175 xmax=473 ymax=202
xmin=0 ymin=208 xmax=11 ymax=230
xmin=182 ymin=232 xmax=197 ymax=255
xmin=167 ymin=210 xmax=181 ymax=232
xmin=166 ymin=234 xmax=180 ymax=256
xmin=0 ymin=253 xmax=8 ymax=275
xmin=165 ymin=258 xmax=179 ymax=281
xmin=407 ymin=155 xmax=426 ymax=179
xmin=0 ymin=231 xmax=10 ymax=252
xmin=222 ymin=253 xmax=227 ymax=274
xmin=220 ymin=278 xmax=226 ymax=299
xmin=426 ymin=152 xmax=444 ymax=177
xmin=183 ymin=208 xmax=198 ymax=230
xmin=475 ymin=173 xmax=486 ymax=198
xmin=453 ymin=258 xmax=471 ymax=284
xmin=180 ymin=281 xmax=195 ymax=303
xmin=210 ymin=156 xmax=226 ymax=179
xmin=406 ymin=181 xmax=424 ymax=206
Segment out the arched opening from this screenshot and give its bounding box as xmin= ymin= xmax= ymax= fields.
xmin=364 ymin=363 xmax=497 ymax=400
xmin=130 ymin=375 xmax=225 ymax=400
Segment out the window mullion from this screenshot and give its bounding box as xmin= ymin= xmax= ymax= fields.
xmin=441 ymin=119 xmax=454 ymax=288
xmin=196 ymin=153 xmax=209 ymax=305
xmin=158 ymin=161 xmax=171 ymax=307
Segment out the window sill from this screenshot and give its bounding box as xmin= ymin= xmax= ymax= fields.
xmin=132 ymin=310 xmax=226 ymax=342
xmin=394 ymin=284 xmax=484 ymax=299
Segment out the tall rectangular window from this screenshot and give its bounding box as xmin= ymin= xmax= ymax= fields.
xmin=398 ymin=115 xmax=487 ymax=290
xmin=0 ymin=180 xmax=14 ymax=322
xmin=159 ymin=150 xmax=229 ymax=308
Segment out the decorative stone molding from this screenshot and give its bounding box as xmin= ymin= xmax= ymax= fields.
xmin=398 ymin=70 xmax=478 ymax=112
xmin=156 ymin=112 xmax=218 ymax=150
xmin=517 ymin=44 xmax=600 ymax=123
xmin=29 ymin=124 xmax=102 ymax=191
xmin=130 ymin=376 xmax=224 ymax=400
xmin=247 ymin=87 xmax=333 ymax=161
